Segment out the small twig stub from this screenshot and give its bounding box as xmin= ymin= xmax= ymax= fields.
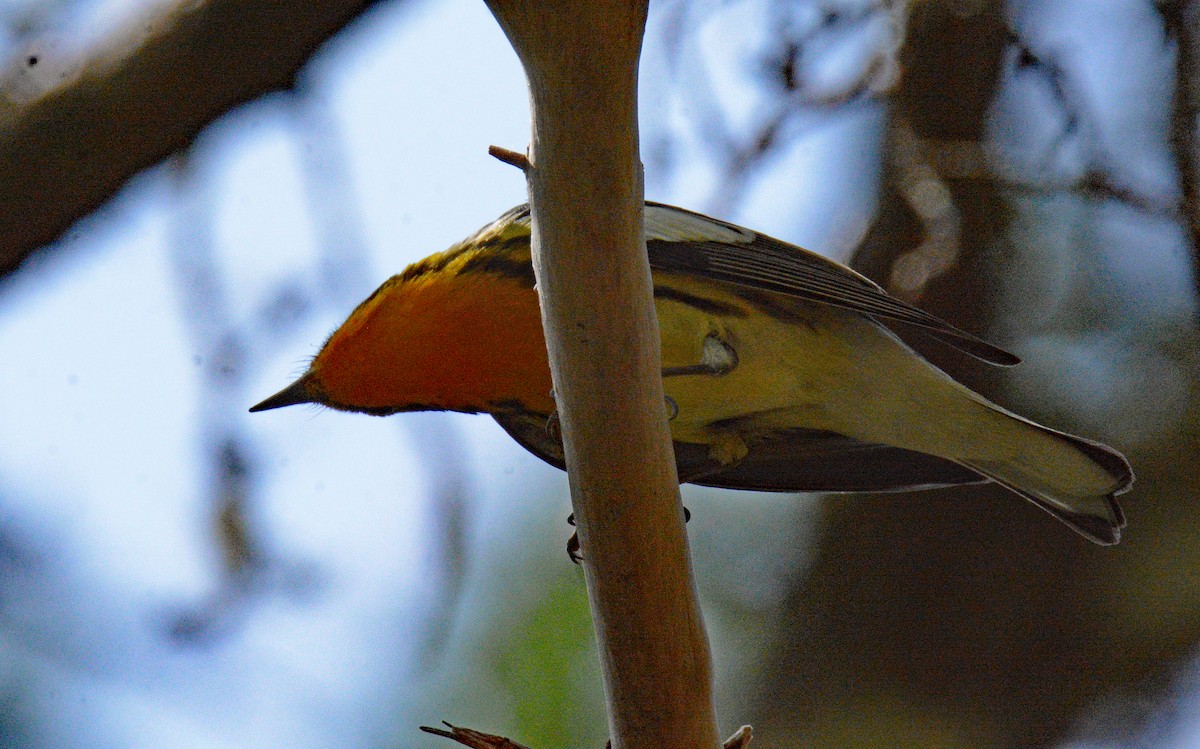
xmin=488 ymin=145 xmax=531 ymax=172
xmin=420 ymin=722 xmax=534 ymax=749
xmin=421 ymin=721 xmax=751 ymax=749
xmin=723 ymin=725 xmax=753 ymax=749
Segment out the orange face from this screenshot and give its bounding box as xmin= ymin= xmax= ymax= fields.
xmin=309 ymin=271 xmax=556 ymax=416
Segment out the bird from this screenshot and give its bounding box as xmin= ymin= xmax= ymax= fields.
xmin=250 ymin=202 xmax=1132 ymax=545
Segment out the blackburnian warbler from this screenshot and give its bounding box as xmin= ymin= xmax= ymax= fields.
xmin=251 ymin=203 xmax=1132 ymax=544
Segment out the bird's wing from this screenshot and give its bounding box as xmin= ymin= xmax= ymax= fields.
xmin=674 ymin=428 xmax=989 ymax=493
xmin=491 ymin=410 xmax=988 ymax=494
xmin=643 ymin=202 xmax=1020 ymax=366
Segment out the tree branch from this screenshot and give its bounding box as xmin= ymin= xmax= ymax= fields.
xmin=481 ymin=2 xmax=720 ymax=748
xmin=0 ymin=0 xmax=386 ymax=277
xmin=1164 ymin=0 xmax=1200 ymax=298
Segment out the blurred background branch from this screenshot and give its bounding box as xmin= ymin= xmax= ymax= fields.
xmin=1163 ymin=0 xmax=1200 ymax=294
xmin=0 ymin=0 xmax=387 ymax=278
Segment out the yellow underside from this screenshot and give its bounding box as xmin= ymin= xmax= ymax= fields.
xmin=653 ymin=275 xmax=1123 ymax=510
xmin=653 ymin=273 xmax=970 ymax=461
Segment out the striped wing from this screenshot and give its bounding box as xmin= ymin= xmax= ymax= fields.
xmin=643 ymin=202 xmax=1019 ymax=366
xmin=477 ymin=201 xmax=1018 ymax=366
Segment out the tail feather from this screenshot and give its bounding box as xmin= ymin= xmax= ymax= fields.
xmin=959 ymin=425 xmax=1132 ymax=545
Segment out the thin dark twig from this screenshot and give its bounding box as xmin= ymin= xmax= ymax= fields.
xmin=165 ymin=150 xmax=273 ymax=645
xmin=290 ymin=75 xmax=374 ymax=308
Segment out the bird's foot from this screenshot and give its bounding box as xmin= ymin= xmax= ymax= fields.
xmin=565 ymin=507 xmax=691 ymax=564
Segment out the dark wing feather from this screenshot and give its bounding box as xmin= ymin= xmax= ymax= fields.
xmin=491 ymin=411 xmax=989 ymax=495
xmin=673 ymin=428 xmax=988 ymax=493
xmin=643 ymin=202 xmax=1020 ymax=366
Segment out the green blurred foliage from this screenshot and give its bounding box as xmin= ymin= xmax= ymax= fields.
xmin=492 ymin=576 xmax=603 ymax=748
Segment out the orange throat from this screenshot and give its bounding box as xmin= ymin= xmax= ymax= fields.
xmin=310 ymin=271 xmax=555 ymax=416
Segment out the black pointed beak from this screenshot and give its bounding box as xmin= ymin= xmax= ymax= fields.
xmin=249 ymin=377 xmax=314 ymax=413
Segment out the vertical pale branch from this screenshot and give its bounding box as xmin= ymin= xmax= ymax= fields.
xmin=481 ymin=2 xmax=720 ymax=748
